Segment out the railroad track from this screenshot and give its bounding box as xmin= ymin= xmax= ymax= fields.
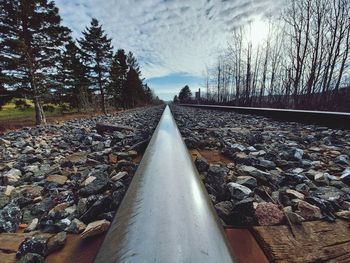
xmin=92 ymin=104 xmax=350 ymax=263
xmin=2 ymin=104 xmax=348 ymax=262
xmin=179 ymin=104 xmax=350 ymax=129
xmin=94 ymin=105 xmax=237 ymax=263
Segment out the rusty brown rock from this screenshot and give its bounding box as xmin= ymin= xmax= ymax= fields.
xmin=108 ymin=153 xmax=118 ymax=164
xmin=255 ymin=202 xmax=284 ymax=226
xmin=335 ymin=210 xmax=350 ymax=220
xmin=46 ymin=175 xmax=68 ymax=185
xmin=297 ymin=200 xmax=322 ymax=221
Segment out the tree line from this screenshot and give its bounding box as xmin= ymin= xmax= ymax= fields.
xmin=0 ymin=0 xmax=159 ymax=125
xmin=204 ymin=0 xmax=350 ymax=111
xmin=173 ymin=85 xmax=192 ymax=103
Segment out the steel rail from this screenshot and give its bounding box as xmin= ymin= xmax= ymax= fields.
xmin=94 ymin=105 xmax=236 ymax=263
xmin=178 ymin=104 xmax=350 ymax=129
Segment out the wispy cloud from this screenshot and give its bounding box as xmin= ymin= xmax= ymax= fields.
xmin=56 ymin=0 xmax=284 ymax=99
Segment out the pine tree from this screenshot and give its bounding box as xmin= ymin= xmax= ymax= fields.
xmin=124 ymin=51 xmax=149 ymax=107
xmin=78 ymin=18 xmax=113 ymax=114
xmin=108 ymin=49 xmax=128 ymax=108
xmin=143 ymin=84 xmax=153 ymax=102
xmin=0 ymin=0 xmax=70 ymax=124
xmin=126 ymin=51 xmax=141 ymax=75
xmin=58 ymin=41 xmax=91 ymax=111
xmin=125 ymin=68 xmax=144 ymax=108
xmin=178 ymin=85 xmax=192 ymax=102
xmin=0 ymin=69 xmax=12 ymax=109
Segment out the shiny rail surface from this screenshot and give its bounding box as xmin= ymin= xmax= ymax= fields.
xmin=178 ymin=104 xmax=350 ymax=129
xmin=94 ymin=105 xmax=236 ymax=263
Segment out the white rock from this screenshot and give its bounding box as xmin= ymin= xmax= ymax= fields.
xmin=83 ymin=176 xmax=96 ymax=186
xmin=292 ymin=168 xmax=304 ymax=174
xmin=22 ymin=146 xmax=35 ymax=154
xmin=3 ymin=168 xmax=22 ymax=183
xmin=111 ymin=171 xmax=128 ymax=182
xmin=227 ymin=182 xmax=252 ymax=200
xmin=286 ymin=189 xmax=305 ymax=200
xmin=81 ymin=219 xmax=110 ymax=239
xmin=25 ymin=218 xmax=39 ymax=232
xmin=23 ymin=165 xmax=39 ymax=174
xmin=4 ymin=185 xmax=15 ymax=196
xmin=0 ymin=138 xmax=11 ymax=145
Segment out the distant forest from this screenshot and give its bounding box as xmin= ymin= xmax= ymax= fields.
xmin=202 ymin=0 xmax=350 ymax=112
xmin=0 ymin=0 xmax=160 ymax=125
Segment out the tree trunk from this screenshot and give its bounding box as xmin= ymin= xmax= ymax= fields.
xmin=32 ymin=83 xmax=46 ymax=125
xmin=100 ymin=86 xmax=106 ymax=114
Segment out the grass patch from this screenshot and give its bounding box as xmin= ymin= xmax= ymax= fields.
xmin=0 ymin=98 xmax=74 ymax=121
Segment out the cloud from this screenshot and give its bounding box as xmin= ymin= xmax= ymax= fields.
xmin=56 ymin=0 xmax=284 ymax=98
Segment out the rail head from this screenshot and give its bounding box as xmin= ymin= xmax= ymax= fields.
xmin=178 ymin=104 xmax=350 ymax=129
xmin=94 ymin=105 xmax=237 ymax=263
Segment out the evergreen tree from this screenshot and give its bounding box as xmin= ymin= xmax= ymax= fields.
xmin=108 ymin=49 xmax=128 ymax=108
xmin=78 ymin=18 xmax=113 ymax=114
xmin=125 ymin=67 xmax=144 ymax=108
xmin=173 ymin=95 xmax=179 ymax=103
xmin=143 ymin=84 xmax=153 ymax=102
xmin=0 ymin=71 xmax=12 ymax=110
xmin=58 ymin=41 xmax=91 ymax=111
xmin=124 ymin=51 xmax=149 ymax=107
xmin=0 ymin=0 xmax=70 ymax=124
xmin=178 ymin=85 xmax=192 ymax=102
xmin=126 ymin=51 xmax=141 ymax=75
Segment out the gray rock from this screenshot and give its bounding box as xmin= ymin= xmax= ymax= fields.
xmin=18 ymin=253 xmax=44 ymax=263
xmin=314 ymin=172 xmax=330 ymax=185
xmin=295 ymin=183 xmax=310 ymax=194
xmin=0 ymin=203 xmax=22 ymax=232
xmin=46 ymin=231 xmax=67 ymax=254
xmin=236 ymin=165 xmax=272 ymax=184
xmin=214 ymin=201 xmax=234 ymax=224
xmin=80 ymin=196 xmax=112 ymax=223
xmin=0 ymin=193 xmax=9 ymax=209
xmin=66 ymin=218 xmax=86 ymax=233
xmin=194 ymin=156 xmax=209 ymax=173
xmin=340 ymin=168 xmax=350 ymax=185
xmin=2 ymin=168 xmax=22 ymax=183
xmin=231 ymin=143 xmax=246 ymax=152
xmin=23 ymin=165 xmax=40 ymax=174
xmin=312 ymin=186 xmax=347 ymax=202
xmin=341 ymin=201 xmax=350 ymax=210
xmin=93 ymin=142 xmax=105 ymax=152
xmin=257 ymin=158 xmax=276 ymax=170
xmin=204 ymin=165 xmax=228 ymax=198
xmin=79 ymin=176 xmax=109 ymax=196
xmin=335 ymin=155 xmax=350 ymax=165
xmin=22 ymin=146 xmax=35 ymax=154
xmin=292 ymin=148 xmax=304 ymax=161
xmin=283 ymin=206 xmax=304 ymax=224
xmin=236 ymin=176 xmax=257 ymax=189
xmin=227 ymin=182 xmax=252 ymax=200
xmin=77 ymin=198 xmax=88 ymax=217
xmin=16 ymin=237 xmax=47 ymax=260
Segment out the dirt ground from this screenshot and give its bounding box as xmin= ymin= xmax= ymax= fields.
xmin=0 ymin=111 xmax=119 ymax=134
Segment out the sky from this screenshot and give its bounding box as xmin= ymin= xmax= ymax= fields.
xmin=56 ymin=0 xmax=283 ymax=100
